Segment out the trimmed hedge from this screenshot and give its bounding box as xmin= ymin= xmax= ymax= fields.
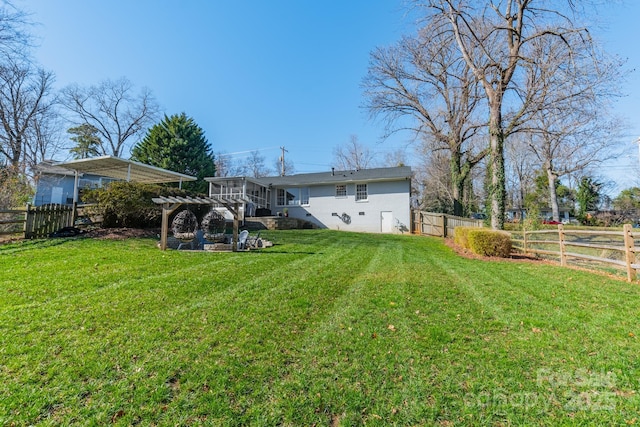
xmin=454 ymin=226 xmax=512 ymax=258
xmin=467 ymin=229 xmax=512 ymax=257
xmin=454 ymin=226 xmax=482 ymax=249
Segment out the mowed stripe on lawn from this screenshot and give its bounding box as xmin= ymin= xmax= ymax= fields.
xmin=1 ymin=230 xmax=640 ymax=425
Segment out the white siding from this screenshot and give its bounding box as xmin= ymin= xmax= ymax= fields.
xmin=281 ymin=179 xmax=411 ymax=233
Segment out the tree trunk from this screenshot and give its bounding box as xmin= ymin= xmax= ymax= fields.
xmin=450 ymin=148 xmax=464 ymax=217
xmin=546 ymin=167 xmax=560 ymax=222
xmin=10 ymin=135 xmax=22 ymax=170
xmin=489 ymin=106 xmax=506 ymax=230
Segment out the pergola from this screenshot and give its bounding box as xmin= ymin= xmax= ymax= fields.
xmin=151 ymin=195 xmax=251 ymax=251
xmin=56 ymin=155 xmax=197 ymax=202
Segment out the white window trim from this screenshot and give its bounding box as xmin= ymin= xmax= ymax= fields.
xmin=276 ymin=187 xmax=310 ymax=207
xmin=355 ymin=183 xmax=368 ymax=202
xmin=335 ymin=184 xmax=347 ymax=198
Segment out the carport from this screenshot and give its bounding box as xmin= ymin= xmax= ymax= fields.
xmin=56 ymin=155 xmax=197 ymax=203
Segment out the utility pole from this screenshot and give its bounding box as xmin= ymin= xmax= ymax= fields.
xmin=280 ymin=146 xmax=288 ymax=176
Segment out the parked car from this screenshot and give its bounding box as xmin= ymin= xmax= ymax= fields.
xmin=471 ymin=213 xmax=486 ymax=220
xmin=542 ymin=219 xmax=562 ymax=225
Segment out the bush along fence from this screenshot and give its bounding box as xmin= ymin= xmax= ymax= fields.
xmin=412 ymin=211 xmax=483 ymax=238
xmin=511 ymin=224 xmax=639 ymax=282
xmin=454 ymin=226 xmax=512 ymax=257
xmin=0 ymin=203 xmax=76 ymax=239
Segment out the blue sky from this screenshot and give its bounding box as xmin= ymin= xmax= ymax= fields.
xmin=24 ymin=0 xmax=640 ymax=192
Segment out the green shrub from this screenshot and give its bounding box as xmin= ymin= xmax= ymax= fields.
xmin=0 ymin=166 xmax=33 ymax=209
xmin=83 ymin=182 xmax=192 ymax=228
xmin=454 ymin=226 xmax=483 ymax=249
xmin=467 ymin=229 xmax=512 ymax=258
xmin=522 ymin=203 xmax=542 ymax=231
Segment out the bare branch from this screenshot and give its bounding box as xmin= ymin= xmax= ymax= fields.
xmin=60 ymin=77 xmax=160 ymax=157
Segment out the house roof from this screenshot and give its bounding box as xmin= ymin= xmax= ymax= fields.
xmin=206 ymin=166 xmax=412 ymax=187
xmin=35 ymin=160 xmax=80 ymax=177
xmin=54 ymin=156 xmax=197 ymax=184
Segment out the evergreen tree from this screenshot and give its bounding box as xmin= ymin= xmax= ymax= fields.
xmin=68 ymin=124 xmax=102 ymax=159
xmin=576 ymin=176 xmax=602 ymax=224
xmin=131 ymin=113 xmax=215 ymax=193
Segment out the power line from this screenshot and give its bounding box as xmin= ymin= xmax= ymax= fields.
xmin=215 ymin=146 xmax=280 ymax=158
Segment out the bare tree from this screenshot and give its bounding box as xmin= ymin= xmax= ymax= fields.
xmin=0 ymin=2 xmax=32 ymax=58
xmin=413 ymin=149 xmax=454 ymax=212
xmin=25 ymin=109 xmax=65 ymax=170
xmin=214 ymin=151 xmax=243 ymax=177
xmin=60 ymin=77 xmax=159 ymax=157
xmin=522 ymin=34 xmax=623 ymax=221
xmin=0 ymin=58 xmax=55 ymax=173
xmin=363 ymin=22 xmax=486 ymax=216
xmin=0 ymin=1 xmax=59 ymax=199
xmin=382 ymin=148 xmax=408 ymax=167
xmin=527 ymin=114 xmax=618 ymax=221
xmin=418 ymin=0 xmax=611 ymax=229
xmin=505 ymin=134 xmax=537 ymax=217
xmin=332 ymin=135 xmax=377 ymax=171
xmin=245 ymin=150 xmax=272 ymax=178
xmin=273 ymin=155 xmax=295 ymax=176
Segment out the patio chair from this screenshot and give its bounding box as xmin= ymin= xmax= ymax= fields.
xmin=237 ymin=230 xmax=249 ymax=250
xmin=192 ymin=229 xmax=210 ymax=250
xmin=172 ymin=209 xmax=198 ymax=250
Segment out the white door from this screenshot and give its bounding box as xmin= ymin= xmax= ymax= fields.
xmin=51 ymin=187 xmax=63 ymax=204
xmin=381 ymin=211 xmax=393 ymax=233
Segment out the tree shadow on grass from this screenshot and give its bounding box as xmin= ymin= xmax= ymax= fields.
xmin=0 ymin=237 xmax=76 ymax=254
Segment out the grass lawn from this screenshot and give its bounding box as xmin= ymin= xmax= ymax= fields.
xmin=1 ymin=230 xmax=640 ymax=426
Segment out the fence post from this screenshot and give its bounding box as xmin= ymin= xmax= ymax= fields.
xmin=442 ymin=214 xmax=449 ymax=238
xmin=23 ymin=203 xmax=32 ymax=239
xmin=558 ymin=224 xmax=567 ymax=266
xmin=72 ymin=201 xmax=78 ymax=227
xmin=523 ymin=229 xmax=528 ymax=255
xmin=623 ymin=224 xmax=636 ymax=282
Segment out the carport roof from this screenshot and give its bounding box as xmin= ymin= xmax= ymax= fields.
xmin=56 ymin=156 xmax=197 ymax=184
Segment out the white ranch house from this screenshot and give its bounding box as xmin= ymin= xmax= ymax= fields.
xmin=206 ymin=166 xmax=412 ymax=233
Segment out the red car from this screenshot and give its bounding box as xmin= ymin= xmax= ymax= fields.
xmin=542 ymin=219 xmax=562 ymax=225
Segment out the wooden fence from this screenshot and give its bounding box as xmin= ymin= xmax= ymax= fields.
xmin=511 ymin=224 xmax=639 ymax=282
xmin=0 ymin=203 xmax=76 ymax=239
xmin=412 ymin=210 xmax=484 ymax=238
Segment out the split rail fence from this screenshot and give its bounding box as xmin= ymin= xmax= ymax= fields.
xmin=511 ymin=224 xmax=639 ymax=282
xmin=0 ymin=203 xmax=79 ymax=239
xmin=412 ymin=210 xmax=483 ymax=238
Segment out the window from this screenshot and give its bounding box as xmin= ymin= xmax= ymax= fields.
xmin=335 ymin=184 xmax=347 ymax=197
xmin=356 ymin=183 xmax=368 ymax=201
xmin=277 ymin=187 xmax=309 ymax=206
xmin=300 ymin=187 xmax=309 ymax=205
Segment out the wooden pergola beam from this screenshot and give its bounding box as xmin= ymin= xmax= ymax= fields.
xmin=159 ymin=202 xmax=182 ymax=250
